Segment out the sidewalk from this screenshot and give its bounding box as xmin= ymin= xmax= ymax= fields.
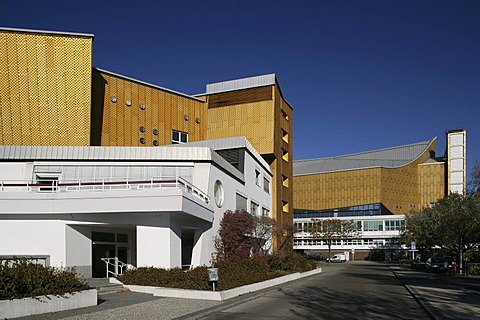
xmin=389 ymin=264 xmax=480 ymax=320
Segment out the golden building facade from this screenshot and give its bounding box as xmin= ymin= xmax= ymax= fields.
xmin=0 ymin=27 xmax=294 ymax=234
xmin=204 ymin=75 xmax=293 ymax=226
xmin=294 ymin=138 xmax=448 ymax=215
xmin=0 ymin=28 xmax=93 ymax=146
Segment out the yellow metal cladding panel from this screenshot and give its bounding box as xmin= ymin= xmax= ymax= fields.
xmin=293 ymin=168 xmax=383 ymax=212
xmin=0 ymin=31 xmax=92 ymax=146
xmin=94 ymin=71 xmax=206 ymax=147
xmin=206 ymin=86 xmax=275 ymax=154
xmin=418 ymin=162 xmax=445 ymax=209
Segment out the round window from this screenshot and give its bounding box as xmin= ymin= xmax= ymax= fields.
xmin=214 ymin=180 xmax=224 ymax=208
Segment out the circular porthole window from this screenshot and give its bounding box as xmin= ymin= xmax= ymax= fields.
xmin=139 ymin=137 xmax=146 ymax=144
xmin=139 ymin=126 xmax=145 ymax=133
xmin=153 ymin=128 xmax=159 ymax=135
xmin=213 ymin=180 xmax=224 ymax=208
xmin=153 ymin=140 xmax=159 ymax=146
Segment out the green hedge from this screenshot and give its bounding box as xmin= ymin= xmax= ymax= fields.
xmin=0 ymin=259 xmax=90 ymax=300
xmin=118 ymin=253 xmax=316 ymax=291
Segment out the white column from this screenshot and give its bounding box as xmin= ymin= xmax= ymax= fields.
xmin=136 ymin=225 xmax=181 ymax=268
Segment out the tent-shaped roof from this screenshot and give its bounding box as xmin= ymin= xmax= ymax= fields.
xmin=294 ymin=138 xmax=437 ymax=176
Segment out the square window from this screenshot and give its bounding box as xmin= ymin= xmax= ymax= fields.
xmin=172 ymin=130 xmax=188 ymax=144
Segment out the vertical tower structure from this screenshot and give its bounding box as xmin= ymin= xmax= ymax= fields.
xmin=446 ymin=129 xmax=467 ymax=195
xmin=203 ymin=74 xmax=293 ymax=230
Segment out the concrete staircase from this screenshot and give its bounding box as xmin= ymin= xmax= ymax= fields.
xmin=85 ymin=278 xmax=127 ymax=296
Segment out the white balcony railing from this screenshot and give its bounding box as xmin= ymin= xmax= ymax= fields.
xmin=0 ymin=177 xmax=210 ymax=204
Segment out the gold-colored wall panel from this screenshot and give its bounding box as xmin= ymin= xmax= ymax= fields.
xmin=92 ymin=70 xmax=207 ymax=146
xmin=206 ymin=87 xmax=275 ymax=154
xmin=294 ymin=168 xmax=383 ymax=212
xmin=0 ymin=31 xmax=92 ymax=146
xmin=293 ymin=141 xmax=443 ymax=214
xmin=418 ymin=162 xmax=445 ymax=208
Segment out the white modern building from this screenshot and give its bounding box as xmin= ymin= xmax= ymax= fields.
xmin=0 ymin=136 xmax=272 ymax=278
xmin=294 ymin=211 xmax=405 ymax=260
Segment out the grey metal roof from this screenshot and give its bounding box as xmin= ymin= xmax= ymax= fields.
xmin=294 ymin=138 xmax=436 ymax=176
xmin=0 ymin=26 xmax=94 ymax=38
xmin=171 ymin=137 xmax=272 ymax=176
xmin=0 ymin=145 xmax=244 ymax=182
xmin=205 ymin=74 xmax=276 ymax=95
xmin=94 ymin=68 xmax=205 ymax=102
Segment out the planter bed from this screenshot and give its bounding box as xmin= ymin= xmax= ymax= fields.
xmin=119 ymin=267 xmax=322 ymax=301
xmin=0 ymin=289 xmax=97 ymax=319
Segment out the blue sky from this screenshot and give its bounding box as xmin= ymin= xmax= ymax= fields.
xmin=2 ymin=0 xmax=479 ymax=179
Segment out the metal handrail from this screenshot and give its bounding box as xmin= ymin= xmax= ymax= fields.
xmin=101 ymin=257 xmax=128 ymax=278
xmin=0 ymin=177 xmax=210 ymax=204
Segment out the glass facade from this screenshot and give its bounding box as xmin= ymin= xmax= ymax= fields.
xmin=293 ymin=203 xmax=391 ymax=219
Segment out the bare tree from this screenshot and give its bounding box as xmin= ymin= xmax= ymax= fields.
xmin=470 ymin=159 xmax=480 ymax=194
xmin=305 ymin=219 xmax=358 ymax=263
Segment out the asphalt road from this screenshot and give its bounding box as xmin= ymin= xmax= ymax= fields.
xmin=199 ymin=262 xmax=428 ymax=320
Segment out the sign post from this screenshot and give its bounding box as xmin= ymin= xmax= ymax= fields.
xmin=208 ymin=268 xmax=219 ymax=291
xmin=409 ymin=241 xmax=417 ymax=261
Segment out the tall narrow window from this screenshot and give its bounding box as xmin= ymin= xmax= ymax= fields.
xmin=282 ymin=129 xmax=289 ymax=143
xmin=263 ymin=177 xmax=270 ymax=193
xmin=250 ymin=201 xmax=259 ymax=216
xmin=282 ymin=175 xmax=289 ymax=188
xmin=255 ymin=169 xmax=261 ymax=186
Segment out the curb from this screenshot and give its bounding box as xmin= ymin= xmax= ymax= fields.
xmin=388 ymin=265 xmax=447 ymax=320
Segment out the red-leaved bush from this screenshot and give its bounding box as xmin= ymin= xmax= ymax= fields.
xmin=213 ymin=210 xmax=255 ymax=263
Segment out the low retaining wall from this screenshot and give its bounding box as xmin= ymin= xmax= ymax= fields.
xmin=124 ymin=267 xmax=322 ymax=301
xmin=0 ymin=289 xmax=97 ymax=319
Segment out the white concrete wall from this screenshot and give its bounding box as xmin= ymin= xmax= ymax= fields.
xmin=190 ymin=149 xmax=273 ymax=267
xmin=136 ymin=218 xmax=181 ymax=269
xmin=0 ymin=220 xmax=66 ymax=267
xmin=66 ymin=225 xmax=92 ymax=278
xmin=0 ymin=162 xmax=29 ymax=181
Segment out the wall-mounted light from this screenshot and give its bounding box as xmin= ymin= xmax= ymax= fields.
xmin=195 ymin=117 xmax=201 ymax=124
xmin=140 ymin=137 xmax=146 ymax=144
xmin=110 ymin=96 xmax=117 ymax=103
xmin=126 ymin=99 xmax=132 ymax=106
xmin=153 ymin=128 xmax=159 ymax=135
xmin=140 ymin=103 xmax=146 ymax=110
xmin=184 ymin=115 xmax=189 ymax=121
xmin=139 ymin=126 xmax=145 ymax=133
xmin=153 ymin=140 xmax=159 ymax=146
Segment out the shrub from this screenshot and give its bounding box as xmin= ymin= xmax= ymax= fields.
xmin=118 ymin=254 xmax=316 ymax=291
xmin=266 ymin=253 xmax=316 ymax=273
xmin=0 ymin=259 xmax=90 ymax=300
xmin=117 ymin=266 xmax=211 ymax=290
xmin=214 ymin=210 xmax=256 ymax=263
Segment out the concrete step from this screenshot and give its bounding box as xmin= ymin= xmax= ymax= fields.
xmin=84 ymin=278 xmax=128 ymax=296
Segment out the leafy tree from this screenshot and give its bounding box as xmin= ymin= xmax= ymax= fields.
xmin=404 ymin=193 xmax=480 ymax=273
xmin=213 ymin=210 xmax=255 ymax=263
xmin=305 ymin=219 xmax=358 ymax=263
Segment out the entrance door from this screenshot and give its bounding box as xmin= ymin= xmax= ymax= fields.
xmin=92 ymin=244 xmax=115 ymax=278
